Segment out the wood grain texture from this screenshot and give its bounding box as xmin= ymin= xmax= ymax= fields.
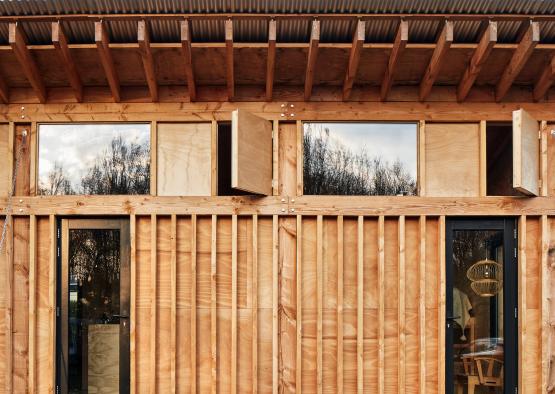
xmin=513 ymin=108 xmax=540 ymax=196
xmin=88 ymin=324 xmax=120 ymax=392
xmin=232 ymin=109 xmax=273 ymax=195
xmin=157 ymin=123 xmax=212 ymax=196
xmin=381 ymin=20 xmax=408 ymax=101
xmin=424 ymin=122 xmax=480 ymax=197
xmin=52 ymin=22 xmax=83 ymax=102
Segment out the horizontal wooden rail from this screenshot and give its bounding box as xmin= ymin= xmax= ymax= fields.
xmin=1 ymin=195 xmax=555 ymax=216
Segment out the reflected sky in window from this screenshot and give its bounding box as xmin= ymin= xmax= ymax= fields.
xmin=38 ymin=123 xmax=150 ymax=195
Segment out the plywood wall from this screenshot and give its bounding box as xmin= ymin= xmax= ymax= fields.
xmin=0 ymin=213 xmax=549 ymax=393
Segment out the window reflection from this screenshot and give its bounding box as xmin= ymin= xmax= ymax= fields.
xmin=453 ymin=230 xmax=504 ymax=394
xmin=38 ymin=124 xmax=150 ymax=195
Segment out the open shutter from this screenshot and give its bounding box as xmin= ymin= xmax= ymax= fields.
xmin=513 ymin=109 xmax=540 ymax=196
xmin=231 ymin=109 xmax=273 ymax=195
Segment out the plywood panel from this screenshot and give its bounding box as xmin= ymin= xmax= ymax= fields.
xmin=425 ymin=123 xmax=480 ymax=197
xmin=157 ymin=123 xmax=212 ymax=196
xmin=88 ymin=324 xmax=120 ymax=393
xmin=231 ymin=110 xmax=273 ymax=195
xmin=546 ymin=124 xmax=555 ymax=197
xmin=513 ymin=109 xmax=539 ymax=196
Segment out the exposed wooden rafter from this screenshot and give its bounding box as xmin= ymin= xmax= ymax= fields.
xmin=419 ymin=20 xmax=453 ymax=101
xmin=0 ymin=75 xmax=8 ymax=103
xmin=52 ymin=21 xmax=83 ymax=102
xmin=457 ymin=21 xmax=497 ymax=102
xmin=380 ymin=20 xmax=408 ymax=101
xmin=495 ymin=21 xmax=540 ymax=102
xmin=9 ymin=22 xmax=46 ymax=103
xmin=343 ymin=20 xmax=365 ymax=100
xmin=95 ymin=21 xmax=121 ymax=102
xmin=533 ymin=54 xmax=555 ymax=101
xmin=138 ymin=20 xmax=158 ymax=102
xmin=304 ymin=20 xmax=320 ymax=101
xmin=266 ymin=20 xmax=277 ymax=101
xmin=225 ymin=19 xmax=234 ymax=100
xmin=180 ymin=19 xmax=196 ymax=101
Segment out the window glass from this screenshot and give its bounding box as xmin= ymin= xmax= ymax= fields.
xmin=38 ymin=123 xmax=150 ymax=195
xmin=303 ymin=122 xmax=417 ymax=195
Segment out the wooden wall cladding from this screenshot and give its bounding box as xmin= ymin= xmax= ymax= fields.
xmin=0 ymin=213 xmax=549 ymax=393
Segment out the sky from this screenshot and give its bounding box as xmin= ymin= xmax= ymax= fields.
xmin=38 ymin=123 xmax=150 ymax=190
xmin=304 ymin=122 xmax=418 ymax=178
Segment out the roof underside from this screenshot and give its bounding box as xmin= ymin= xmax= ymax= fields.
xmin=0 ymin=1 xmax=555 ymax=103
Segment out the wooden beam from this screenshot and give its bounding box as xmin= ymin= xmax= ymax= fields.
xmin=0 ymin=74 xmax=9 ymax=103
xmin=533 ymin=54 xmax=555 ymax=101
xmin=52 ymin=22 xmax=83 ymax=102
xmin=138 ymin=20 xmax=159 ymax=102
xmin=95 ymin=21 xmax=121 ymax=102
xmin=180 ymin=20 xmax=196 ymax=101
xmin=343 ymin=20 xmax=365 ymax=100
xmin=419 ymin=20 xmax=453 ymax=101
xmin=9 ymin=22 xmax=46 ymax=103
xmin=495 ymin=21 xmax=540 ymax=102
xmin=380 ymin=20 xmax=408 ymax=101
xmin=225 ymin=19 xmax=235 ymax=100
xmin=266 ymin=20 xmax=277 ymax=101
xmin=457 ymin=21 xmax=497 ymax=102
xmin=304 ymin=20 xmax=320 ymax=100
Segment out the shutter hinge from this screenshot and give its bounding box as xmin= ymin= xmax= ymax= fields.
xmin=56 ymin=306 xmax=60 ymax=317
xmin=514 ymin=248 xmax=517 ymax=258
xmin=514 ymin=228 xmax=517 ymax=239
xmin=57 ymin=246 xmax=60 ymax=258
xmin=515 ymin=307 xmax=518 ymax=319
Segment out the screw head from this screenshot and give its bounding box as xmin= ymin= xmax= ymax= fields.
xmin=290 ymin=208 xmax=295 ymax=212
xmin=20 ymin=106 xmax=24 ymax=110
xmin=19 ymin=199 xmax=23 ymax=203
xmin=281 ymin=208 xmax=285 ymax=212
xmin=291 ymin=199 xmax=295 ymax=203
xmin=21 ymin=115 xmax=25 ymax=119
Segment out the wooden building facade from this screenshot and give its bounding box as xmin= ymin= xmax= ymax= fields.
xmin=0 ymin=2 xmax=555 ymax=394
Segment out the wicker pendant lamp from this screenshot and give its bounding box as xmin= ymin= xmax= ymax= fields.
xmin=466 ymin=242 xmax=503 ymax=297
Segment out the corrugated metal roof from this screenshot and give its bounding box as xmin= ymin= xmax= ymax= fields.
xmin=1 ymin=0 xmax=555 ymax=44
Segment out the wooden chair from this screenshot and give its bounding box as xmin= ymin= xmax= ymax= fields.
xmin=474 ymin=356 xmax=504 ymax=387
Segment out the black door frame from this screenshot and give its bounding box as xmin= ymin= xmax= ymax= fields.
xmin=445 ymin=217 xmax=518 ymax=394
xmin=56 ymin=218 xmax=130 ymax=394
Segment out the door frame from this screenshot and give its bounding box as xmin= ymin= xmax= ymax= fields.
xmin=445 ymin=217 xmax=518 ymax=394
xmin=56 ymin=218 xmax=130 ymax=394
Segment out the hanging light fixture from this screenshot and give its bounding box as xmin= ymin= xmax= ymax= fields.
xmin=466 ymin=257 xmax=503 ymax=297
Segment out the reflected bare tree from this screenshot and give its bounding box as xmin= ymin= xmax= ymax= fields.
xmin=38 ymin=161 xmax=75 ymax=195
xmin=39 ymin=135 xmax=150 ymax=195
xmin=303 ymin=125 xmax=416 ymax=195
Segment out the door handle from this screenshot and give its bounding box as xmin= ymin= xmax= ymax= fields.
xmin=446 ymin=316 xmax=460 ymax=321
xmin=112 ymin=314 xmax=129 ymax=319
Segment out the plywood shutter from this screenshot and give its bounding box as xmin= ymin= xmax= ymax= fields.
xmin=231 ymin=109 xmax=273 ymax=195
xmin=513 ymin=109 xmax=540 ymax=196
xmin=157 ymin=123 xmax=212 ymax=196
xmin=424 ymin=123 xmax=480 ymax=197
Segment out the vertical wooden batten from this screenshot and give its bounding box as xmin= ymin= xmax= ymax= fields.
xmin=180 ymin=19 xmax=196 ymax=101
xmin=418 ymin=120 xmax=426 ymax=196
xmin=381 ymin=20 xmax=408 ymax=101
xmin=419 ymin=21 xmax=453 ymax=101
xmin=296 ymin=215 xmax=302 ymax=393
xmin=272 ymin=215 xmax=279 ymax=394
xmin=418 ymin=216 xmax=426 ymax=394
xmin=210 ymin=215 xmax=217 ymax=394
xmin=296 ymin=121 xmax=303 ymax=196
xmin=541 ymin=215 xmax=549 ymax=392
xmin=150 ymin=121 xmax=157 ymax=196
xmin=438 ymin=216 xmax=446 ymax=394
xmin=336 ymin=216 xmax=344 ymax=394
xmin=479 ymin=120 xmax=487 ymax=196
xmin=231 ymin=215 xmax=238 ymax=394
xmin=252 ymin=214 xmax=258 ymax=394
xmin=130 ymin=214 xmax=137 ymax=394
xmin=170 ymin=214 xmax=177 ymax=393
xmin=190 ymin=214 xmax=197 ymax=394
xmin=5 ymin=216 xmax=13 ymax=393
xmin=398 ymin=216 xmax=406 ymax=394
xmin=518 ymin=215 xmax=527 ymax=394
xmin=378 ymin=216 xmax=385 ymax=394
xmin=138 ymin=20 xmax=159 ymax=102
xmin=225 ymin=19 xmax=234 ymax=100
xmin=343 ymin=20 xmax=365 ymax=100
xmin=357 ymin=216 xmax=364 ymax=394
xmin=316 ymin=215 xmax=324 ymax=394
xmin=29 ymin=122 xmax=37 ymax=196
xmin=28 ymin=214 xmax=37 ymax=393
xmin=149 ymin=214 xmax=157 ymax=394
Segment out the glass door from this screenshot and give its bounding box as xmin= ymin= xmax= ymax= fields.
xmin=57 ymin=219 xmax=130 ymax=394
xmin=446 ymin=218 xmax=517 ymax=394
